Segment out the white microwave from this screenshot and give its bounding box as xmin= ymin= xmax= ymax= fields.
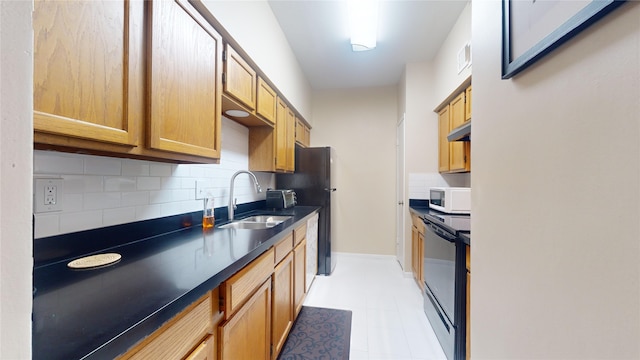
xmin=429 ymin=187 xmax=471 ymax=214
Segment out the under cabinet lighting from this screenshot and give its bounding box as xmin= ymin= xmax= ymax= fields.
xmin=225 ymin=110 xmax=250 ymax=118
xmin=348 ymin=0 xmax=379 ymax=51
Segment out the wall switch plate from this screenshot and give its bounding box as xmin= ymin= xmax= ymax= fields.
xmin=34 ymin=178 xmax=64 ymax=213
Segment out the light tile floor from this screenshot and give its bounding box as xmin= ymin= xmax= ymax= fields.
xmin=303 ymin=253 xmax=447 ymax=360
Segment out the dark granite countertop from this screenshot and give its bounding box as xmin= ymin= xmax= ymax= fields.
xmin=33 ymin=205 xmax=319 ymax=360
xmin=409 ymin=200 xmax=471 ymax=245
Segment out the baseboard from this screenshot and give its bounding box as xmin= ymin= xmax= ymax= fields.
xmin=334 ymin=252 xmax=396 ymax=260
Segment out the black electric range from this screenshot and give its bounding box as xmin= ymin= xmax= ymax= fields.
xmin=421 ymin=209 xmax=470 ymax=360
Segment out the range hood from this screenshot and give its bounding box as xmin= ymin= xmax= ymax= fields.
xmin=447 ymin=121 xmax=471 ymax=142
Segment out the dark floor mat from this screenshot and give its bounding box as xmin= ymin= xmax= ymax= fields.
xmin=278 ymin=306 xmax=352 ymax=360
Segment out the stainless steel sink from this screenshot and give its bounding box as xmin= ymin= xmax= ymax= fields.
xmin=219 ymin=215 xmax=292 ymax=230
xmin=241 ymin=215 xmax=292 ymax=223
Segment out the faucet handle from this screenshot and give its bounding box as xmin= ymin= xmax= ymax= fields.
xmin=233 ymin=198 xmax=238 ymax=210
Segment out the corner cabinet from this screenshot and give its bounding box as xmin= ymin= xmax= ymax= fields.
xmin=147 ymin=0 xmax=223 ymax=159
xmin=435 ymin=79 xmax=471 ymax=173
xmin=34 ymin=0 xmax=223 ymax=163
xmin=249 ymin=97 xmax=295 ymax=173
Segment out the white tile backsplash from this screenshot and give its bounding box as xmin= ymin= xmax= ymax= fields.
xmin=34 ymin=117 xmax=275 ymax=238
xmin=84 ymin=157 xmax=122 ymax=175
xmin=408 ymin=172 xmax=471 ymax=199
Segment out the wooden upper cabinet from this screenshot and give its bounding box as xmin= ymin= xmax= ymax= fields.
xmin=275 ymin=98 xmax=288 ymax=172
xmin=33 ymin=0 xmax=139 ymax=146
xmin=223 ymin=44 xmax=256 ymax=110
xmin=295 ymin=117 xmax=311 ymax=148
xmin=438 ymin=106 xmax=451 ymax=173
xmin=465 ymin=85 xmax=472 ymax=121
xmin=449 ymin=92 xmax=469 ymax=172
xmin=435 ymin=78 xmax=471 ymax=174
xmin=148 ymin=0 xmax=223 ymax=159
xmin=256 ymin=77 xmax=277 ymax=125
xmin=285 ymin=108 xmax=296 ymax=172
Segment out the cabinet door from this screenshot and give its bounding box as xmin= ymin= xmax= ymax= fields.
xmin=224 ymin=45 xmax=256 ymax=110
xmin=148 ymin=0 xmax=222 ymax=159
xmin=272 ymin=252 xmax=294 ymax=359
xmin=438 ymin=106 xmax=451 ymax=173
xmin=285 ymin=108 xmax=296 ymax=172
xmin=219 ymin=280 xmax=271 ymax=360
xmin=449 ymin=93 xmax=468 ymax=172
xmin=411 ymin=225 xmax=418 ymax=279
xmin=275 ymin=98 xmax=288 ymax=171
xmin=417 ymin=231 xmax=424 ymax=288
xmin=295 ymin=118 xmax=309 ymax=147
xmin=185 ymin=335 xmax=215 ymax=360
xmin=122 ymin=295 xmax=213 ymax=360
xmin=293 ymin=239 xmax=307 ymax=317
xmin=33 ymin=0 xmax=138 ymax=146
xmin=257 ymin=78 xmax=277 ymax=125
xmin=465 ymin=85 xmax=472 ymax=121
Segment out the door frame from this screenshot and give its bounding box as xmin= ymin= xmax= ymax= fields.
xmin=396 ymin=114 xmax=406 ymax=269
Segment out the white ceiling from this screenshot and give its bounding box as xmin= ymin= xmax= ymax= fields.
xmin=268 ymin=0 xmax=469 ymax=90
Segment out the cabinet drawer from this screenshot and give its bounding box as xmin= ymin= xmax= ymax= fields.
xmin=122 ymin=294 xmax=212 ymax=360
xmin=274 ymin=233 xmax=293 ymax=265
xmin=294 ymin=223 xmax=307 ymax=246
xmin=221 ymin=248 xmax=274 ymax=319
xmin=411 ymin=214 xmax=425 ymax=234
xmin=185 ymin=335 xmax=215 ymax=360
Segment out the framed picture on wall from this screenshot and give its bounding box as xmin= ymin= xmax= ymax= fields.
xmin=501 ymin=0 xmax=625 ymax=79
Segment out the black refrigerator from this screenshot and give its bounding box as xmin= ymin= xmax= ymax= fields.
xmin=276 ymin=146 xmax=337 ymax=275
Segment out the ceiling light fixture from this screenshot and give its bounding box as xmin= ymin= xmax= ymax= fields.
xmin=348 ymin=0 xmax=379 ymax=52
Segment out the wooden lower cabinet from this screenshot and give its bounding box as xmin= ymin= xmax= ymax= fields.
xmin=118 ymin=293 xmax=215 ymax=360
xmin=185 ymin=335 xmax=215 ymax=360
xmin=219 ymin=279 xmax=272 ymax=360
xmin=293 ymin=238 xmax=307 ymax=317
xmin=119 ymin=224 xmax=314 ymax=360
xmin=410 ymin=215 xmax=425 ymax=290
xmin=271 ymin=252 xmax=294 ymax=359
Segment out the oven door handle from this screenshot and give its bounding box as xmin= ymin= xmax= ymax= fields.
xmin=425 ymin=222 xmax=457 ymax=242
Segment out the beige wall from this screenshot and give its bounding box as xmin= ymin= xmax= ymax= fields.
xmin=201 ymin=0 xmax=313 ymax=121
xmin=472 ymin=1 xmax=640 ymax=358
xmin=399 ymin=3 xmax=472 ymax=270
xmin=0 ymin=1 xmax=33 ymax=358
xmin=312 ymin=86 xmax=398 ymax=255
xmin=432 ymin=2 xmax=472 ymax=102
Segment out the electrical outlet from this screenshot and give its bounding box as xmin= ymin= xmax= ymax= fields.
xmin=44 ymin=185 xmax=57 ymax=205
xmin=34 ymin=178 xmax=64 ymax=213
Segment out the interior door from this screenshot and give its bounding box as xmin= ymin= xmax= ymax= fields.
xmin=396 ymin=115 xmax=406 ymax=269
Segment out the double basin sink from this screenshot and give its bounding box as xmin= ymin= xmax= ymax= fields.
xmin=219 ymin=215 xmax=292 ymax=230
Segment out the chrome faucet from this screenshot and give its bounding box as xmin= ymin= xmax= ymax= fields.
xmin=228 ymin=170 xmax=262 ymax=221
